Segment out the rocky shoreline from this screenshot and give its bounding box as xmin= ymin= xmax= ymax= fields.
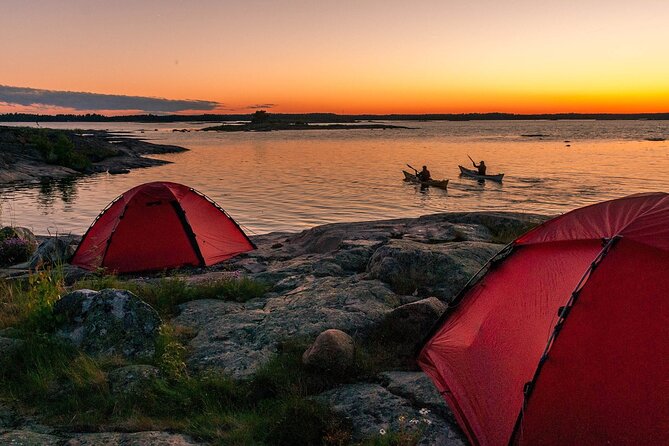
xmin=1 ymin=211 xmax=547 ymax=445
xmin=0 ymin=126 xmax=187 ymax=185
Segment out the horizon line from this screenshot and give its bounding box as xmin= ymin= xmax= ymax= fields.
xmin=2 ymin=111 xmax=669 ymax=118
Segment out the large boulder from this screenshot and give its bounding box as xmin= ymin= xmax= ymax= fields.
xmin=367 ymin=240 xmax=502 ymax=300
xmin=29 ymin=237 xmax=78 ymax=269
xmin=0 ymin=226 xmax=38 ymax=266
xmin=53 ymin=289 xmax=162 ymax=360
xmin=302 ymin=329 xmax=355 ymax=373
xmin=372 ymin=297 xmax=446 ymax=364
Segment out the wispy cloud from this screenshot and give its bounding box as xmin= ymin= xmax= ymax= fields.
xmin=0 ymin=85 xmax=221 ymax=113
xmin=246 ymin=103 xmax=276 ymax=110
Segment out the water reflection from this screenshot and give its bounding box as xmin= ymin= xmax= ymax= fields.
xmin=37 ymin=177 xmax=79 ymax=211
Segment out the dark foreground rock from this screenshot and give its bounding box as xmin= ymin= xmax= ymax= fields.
xmin=316 ymin=382 xmax=465 ymax=445
xmin=0 ymin=430 xmax=62 ymax=446
xmin=29 ymin=236 xmax=79 ymax=269
xmin=0 ymin=336 xmax=24 ymax=357
xmin=368 ymin=240 xmax=503 ymax=299
xmin=0 ymin=430 xmax=203 ymax=446
xmin=373 ymin=297 xmax=447 ymax=364
xmin=54 ymin=289 xmax=162 ymax=360
xmin=64 ymin=431 xmax=203 ymax=445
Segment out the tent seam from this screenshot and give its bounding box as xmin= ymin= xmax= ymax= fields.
xmin=509 ymin=235 xmax=622 ymax=445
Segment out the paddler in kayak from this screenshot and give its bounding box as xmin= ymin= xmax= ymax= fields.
xmin=471 ymin=160 xmax=487 ymax=176
xmin=417 ymin=165 xmax=431 ymax=182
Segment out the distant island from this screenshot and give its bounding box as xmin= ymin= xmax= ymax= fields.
xmin=200 ymin=111 xmax=411 ymax=132
xmin=2 ymin=111 xmax=669 ymax=123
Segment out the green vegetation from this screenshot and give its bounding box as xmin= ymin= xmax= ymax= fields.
xmin=0 ymin=271 xmax=360 ymax=445
xmin=73 ymin=274 xmax=268 ymax=317
xmin=0 ymin=268 xmax=64 ymax=332
xmin=29 ymin=129 xmax=91 ymax=170
xmin=1 ymin=126 xmax=120 ymax=172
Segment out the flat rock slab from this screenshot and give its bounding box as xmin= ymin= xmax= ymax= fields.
xmin=380 ymin=371 xmax=458 ymax=423
xmin=368 ymin=240 xmax=503 ymax=300
xmin=0 ymin=430 xmax=62 ymax=446
xmin=64 ymin=431 xmax=204 ymax=446
xmin=174 ymin=276 xmax=398 ymax=378
xmin=316 ymin=383 xmax=465 ymax=446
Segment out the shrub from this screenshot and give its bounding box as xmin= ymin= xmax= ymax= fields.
xmin=154 ymin=324 xmax=188 ymax=379
xmin=30 ymin=130 xmax=91 ymax=171
xmin=0 ymin=227 xmax=37 ymax=266
xmin=0 ymin=268 xmax=64 ymax=332
xmin=0 ymin=237 xmax=32 ymax=266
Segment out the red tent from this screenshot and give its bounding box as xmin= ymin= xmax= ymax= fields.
xmin=72 ymin=182 xmax=255 ymax=273
xmin=418 ymin=193 xmax=669 ymax=446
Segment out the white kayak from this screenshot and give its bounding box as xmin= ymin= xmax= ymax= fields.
xmin=458 ymin=165 xmax=504 ymax=182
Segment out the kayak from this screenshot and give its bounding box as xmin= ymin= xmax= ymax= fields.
xmin=458 ymin=165 xmax=504 ymax=182
xmin=403 ymin=170 xmax=449 ymax=189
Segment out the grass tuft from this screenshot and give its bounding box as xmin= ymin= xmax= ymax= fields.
xmin=73 ymin=274 xmax=268 ymax=316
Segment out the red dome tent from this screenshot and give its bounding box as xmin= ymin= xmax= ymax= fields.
xmin=418 ymin=193 xmax=669 ymax=446
xmin=72 ymin=182 xmax=255 ymax=273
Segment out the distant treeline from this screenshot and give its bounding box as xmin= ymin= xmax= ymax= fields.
xmin=2 ymin=112 xmax=669 ymax=123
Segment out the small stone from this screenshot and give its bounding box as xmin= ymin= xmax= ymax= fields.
xmin=302 ymin=329 xmax=355 ymax=373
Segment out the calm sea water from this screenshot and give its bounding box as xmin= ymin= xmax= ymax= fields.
xmin=1 ymin=120 xmax=668 ymax=235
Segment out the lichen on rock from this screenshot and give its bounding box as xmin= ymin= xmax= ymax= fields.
xmin=53 ymin=288 xmax=162 ymax=360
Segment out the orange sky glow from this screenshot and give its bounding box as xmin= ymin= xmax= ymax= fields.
xmin=1 ymin=0 xmax=668 ymax=115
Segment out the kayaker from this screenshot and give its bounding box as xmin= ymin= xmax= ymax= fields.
xmin=472 ymin=160 xmax=487 ymax=176
xmin=417 ymin=165 xmax=431 ymax=182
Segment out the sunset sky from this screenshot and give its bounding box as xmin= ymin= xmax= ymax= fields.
xmin=1 ymin=0 xmax=668 ymax=114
